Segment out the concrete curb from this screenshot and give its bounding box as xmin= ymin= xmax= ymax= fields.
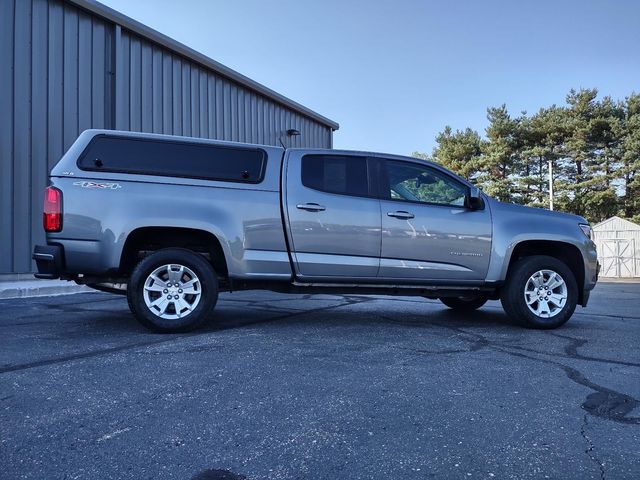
xmin=599 ymin=277 xmax=640 ymax=283
xmin=0 ymin=279 xmax=93 ymax=300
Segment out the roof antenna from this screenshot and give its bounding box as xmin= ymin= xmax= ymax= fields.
xmin=279 ymin=128 xmax=301 ymax=149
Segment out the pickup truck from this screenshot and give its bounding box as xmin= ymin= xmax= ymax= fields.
xmin=34 ymin=130 xmax=599 ymax=332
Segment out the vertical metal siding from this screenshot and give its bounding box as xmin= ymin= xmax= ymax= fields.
xmin=13 ymin=0 xmax=33 ymax=274
xmin=1 ymin=0 xmax=15 ymax=273
xmin=31 ymin=0 xmax=48 ymax=271
xmin=1 ymin=0 xmax=334 ymax=274
xmin=46 ymin=0 xmax=64 ymax=173
xmin=114 ymin=30 xmax=336 ymax=149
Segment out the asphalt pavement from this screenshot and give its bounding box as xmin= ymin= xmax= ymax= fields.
xmin=1 ymin=282 xmax=639 ymax=479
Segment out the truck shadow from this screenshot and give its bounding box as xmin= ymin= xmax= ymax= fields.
xmin=197 ymin=299 xmax=518 ymax=334
xmin=36 ymin=293 xmax=520 ymax=336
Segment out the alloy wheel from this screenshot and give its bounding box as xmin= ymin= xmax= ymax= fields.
xmin=523 ymin=269 xmax=568 ymax=318
xmin=142 ymin=264 xmax=202 ymax=319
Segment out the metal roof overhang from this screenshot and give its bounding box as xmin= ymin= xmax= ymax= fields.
xmin=68 ymin=0 xmax=339 ymax=131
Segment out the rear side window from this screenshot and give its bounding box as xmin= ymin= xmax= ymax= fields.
xmin=77 ymin=135 xmax=266 ymax=183
xmin=301 ymin=155 xmax=369 ymax=197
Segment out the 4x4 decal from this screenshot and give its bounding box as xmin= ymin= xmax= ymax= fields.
xmin=73 ymin=181 xmax=122 ymax=190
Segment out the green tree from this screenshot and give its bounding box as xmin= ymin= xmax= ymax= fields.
xmin=480 ymin=105 xmax=521 ymax=202
xmin=413 ymin=87 xmax=640 ymax=223
xmin=417 ymin=126 xmax=483 ymax=180
xmin=520 ymin=106 xmax=568 ymax=209
xmin=621 ymin=93 xmax=640 ymax=222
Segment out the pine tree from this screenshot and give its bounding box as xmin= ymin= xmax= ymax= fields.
xmin=481 ymin=105 xmax=520 ymax=202
xmin=426 ymin=126 xmax=483 ymax=180
xmin=622 ymin=93 xmax=640 ymax=222
xmin=522 ymin=106 xmax=569 ymax=209
xmin=413 ymin=88 xmax=640 ymax=223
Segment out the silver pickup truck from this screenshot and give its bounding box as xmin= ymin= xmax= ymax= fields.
xmin=34 ymin=130 xmax=599 ymax=332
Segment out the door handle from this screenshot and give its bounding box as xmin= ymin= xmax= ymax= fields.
xmin=387 ymin=210 xmax=414 ymax=219
xmin=297 ymin=203 xmax=326 ymax=212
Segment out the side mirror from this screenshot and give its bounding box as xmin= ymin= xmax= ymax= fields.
xmin=466 ymin=186 xmax=483 ymax=210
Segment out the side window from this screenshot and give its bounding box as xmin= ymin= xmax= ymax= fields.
xmin=301 ymin=155 xmax=369 ymax=197
xmin=77 ymin=135 xmax=266 ymax=183
xmin=382 ymin=160 xmax=467 ymax=207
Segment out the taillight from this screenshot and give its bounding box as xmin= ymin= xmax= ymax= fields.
xmin=43 ymin=186 xmax=62 ymax=232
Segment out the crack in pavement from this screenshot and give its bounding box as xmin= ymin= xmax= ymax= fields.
xmin=0 ymin=337 xmax=182 ymax=374
xmin=374 ymin=295 xmax=640 ymax=321
xmin=485 ymin=342 xmax=640 ymax=425
xmin=2 ymin=293 xmax=639 ymax=426
xmin=0 ymin=296 xmax=125 ymax=326
xmin=392 ymin=319 xmax=640 ymax=425
xmin=0 ymin=296 xmax=373 ymax=375
xmin=500 ymin=343 xmax=640 ymax=369
xmin=488 ymin=335 xmax=640 ymax=425
xmin=551 ymin=332 xmax=640 ymax=368
xmin=581 ymin=413 xmax=607 ymax=480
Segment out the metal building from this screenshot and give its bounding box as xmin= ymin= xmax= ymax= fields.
xmin=592 ymin=216 xmax=640 ymax=278
xmin=0 ymin=0 xmax=339 ymax=275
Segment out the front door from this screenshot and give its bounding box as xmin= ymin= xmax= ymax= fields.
xmin=377 ymin=158 xmax=492 ymax=281
xmin=284 ymin=151 xmax=381 ymax=279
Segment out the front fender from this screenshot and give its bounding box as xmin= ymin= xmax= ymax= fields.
xmin=485 ymin=207 xmax=596 ymax=285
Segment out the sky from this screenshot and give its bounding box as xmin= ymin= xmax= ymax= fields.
xmin=100 ymin=0 xmax=640 ymax=156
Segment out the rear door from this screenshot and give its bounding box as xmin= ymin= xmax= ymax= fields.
xmin=284 ymin=151 xmax=381 ymax=279
xmin=377 ymin=157 xmax=492 ymax=281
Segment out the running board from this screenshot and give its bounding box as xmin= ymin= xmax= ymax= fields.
xmin=286 ymin=281 xmax=496 ymax=298
xmin=292 ymin=281 xmax=482 ymax=290
xmin=224 ymin=279 xmax=499 ymax=298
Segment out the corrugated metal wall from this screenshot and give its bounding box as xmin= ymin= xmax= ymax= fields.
xmin=0 ymin=0 xmax=335 ymax=274
xmin=115 ymin=28 xmax=332 ymax=148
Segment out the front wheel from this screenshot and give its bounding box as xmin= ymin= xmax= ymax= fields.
xmin=127 ymin=248 xmax=218 ymax=333
xmin=500 ymin=255 xmax=577 ymax=329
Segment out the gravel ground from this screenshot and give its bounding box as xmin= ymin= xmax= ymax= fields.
xmin=1 ymin=282 xmax=639 ymax=479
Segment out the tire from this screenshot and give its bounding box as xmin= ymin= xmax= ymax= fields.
xmin=439 ymin=295 xmax=489 ymax=311
xmin=500 ymin=255 xmax=577 ymax=329
xmin=127 ymin=248 xmax=218 ymax=333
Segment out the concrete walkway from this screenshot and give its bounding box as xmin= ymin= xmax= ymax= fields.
xmin=0 ymin=276 xmax=91 ymax=299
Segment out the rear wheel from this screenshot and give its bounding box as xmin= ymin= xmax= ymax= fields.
xmin=500 ymin=255 xmax=577 ymax=329
xmin=127 ymin=248 xmax=218 ymax=333
xmin=439 ymin=295 xmax=488 ymax=311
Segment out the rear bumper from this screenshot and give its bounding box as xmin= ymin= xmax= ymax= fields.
xmin=33 ymin=244 xmax=64 ymax=279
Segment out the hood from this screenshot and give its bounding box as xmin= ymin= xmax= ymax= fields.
xmin=487 ymin=198 xmax=589 ymax=224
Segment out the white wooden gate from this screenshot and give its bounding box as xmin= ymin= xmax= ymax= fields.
xmin=599 ymin=238 xmax=637 ymax=277
xmin=593 ymin=217 xmax=640 ymax=278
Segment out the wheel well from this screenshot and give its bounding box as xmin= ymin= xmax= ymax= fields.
xmin=507 ymin=240 xmax=585 ymax=303
xmin=119 ymin=227 xmax=228 ymax=278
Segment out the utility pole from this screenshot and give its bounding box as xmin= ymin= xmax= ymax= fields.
xmin=548 ymin=158 xmax=554 ymax=211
